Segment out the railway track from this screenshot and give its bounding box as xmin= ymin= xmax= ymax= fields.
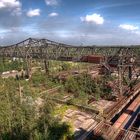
xmin=91 ymin=83 xmax=140 ymax=140
xmin=113 ymin=94 xmax=140 ymax=129
xmin=104 ymin=82 xmax=140 ymax=120
xmin=106 ymin=94 xmax=140 ymax=140
xmin=105 ymin=96 xmax=128 ymax=120
xmin=114 ymin=130 xmax=126 ymax=140
xmin=75 ymin=83 xmax=140 ymax=140
xmin=127 ymin=113 xmax=140 ymax=140
xmin=122 ymin=130 xmax=138 ymax=140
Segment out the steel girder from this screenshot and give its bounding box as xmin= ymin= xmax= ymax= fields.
xmin=0 ymin=38 xmax=140 ymax=61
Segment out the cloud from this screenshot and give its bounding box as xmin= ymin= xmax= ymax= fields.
xmin=1 ymin=7 xmax=140 ymax=46
xmin=49 ymin=12 xmax=58 ymax=17
xmin=27 ymin=9 xmax=41 ymax=17
xmin=0 ymin=0 xmax=20 ymax=8
xmin=119 ymin=24 xmax=139 ymax=31
xmin=95 ymin=2 xmax=140 ymax=10
xmin=0 ymin=28 xmax=11 ymax=34
xmin=81 ymin=13 xmax=104 ymax=25
xmin=1 ymin=23 xmax=140 ymax=46
xmin=0 ymin=0 xmax=22 ymax=16
xmin=45 ymin=0 xmax=58 ymax=6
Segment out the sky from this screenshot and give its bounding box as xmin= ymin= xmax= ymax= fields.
xmin=0 ymin=0 xmax=140 ymax=45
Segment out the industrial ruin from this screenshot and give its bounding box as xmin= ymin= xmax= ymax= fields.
xmin=0 ymin=38 xmax=140 ymax=140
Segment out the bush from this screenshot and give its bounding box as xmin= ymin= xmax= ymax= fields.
xmin=64 ymin=73 xmax=113 ymax=100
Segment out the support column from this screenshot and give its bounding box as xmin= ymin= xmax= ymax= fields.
xmin=118 ymin=65 xmax=123 ymax=97
xmin=25 ymin=57 xmax=32 ymax=79
xmin=44 ymin=59 xmax=49 ymax=75
xmin=128 ymin=66 xmax=132 ymax=80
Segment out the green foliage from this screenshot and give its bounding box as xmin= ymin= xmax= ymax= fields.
xmin=0 ymin=78 xmax=73 ymax=140
xmin=65 ymin=76 xmax=79 ymax=96
xmin=0 ymin=59 xmax=26 ymax=73
xmin=31 ymin=73 xmax=60 ymax=89
xmin=32 ymin=73 xmax=46 ymax=86
xmin=65 ymin=73 xmax=97 ymax=96
xmin=61 ymin=63 xmax=71 ymax=71
xmin=64 ymin=73 xmax=113 ymax=100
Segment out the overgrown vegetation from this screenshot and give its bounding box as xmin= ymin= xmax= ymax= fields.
xmin=0 ymin=59 xmax=115 ymax=140
xmin=64 ymin=73 xmax=113 ymax=100
xmin=0 ymin=78 xmax=73 ymax=140
xmin=0 ymin=59 xmax=26 ymax=73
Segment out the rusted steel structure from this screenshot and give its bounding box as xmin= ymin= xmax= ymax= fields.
xmin=0 ymin=38 xmax=140 ymax=61
xmin=113 ymin=94 xmax=140 ymax=130
xmin=0 ymin=38 xmax=140 ymax=95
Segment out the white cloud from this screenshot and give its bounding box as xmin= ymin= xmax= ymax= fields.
xmin=81 ymin=13 xmax=104 ymax=25
xmin=119 ymin=24 xmax=139 ymax=31
xmin=45 ymin=0 xmax=58 ymax=6
xmin=49 ymin=12 xmax=58 ymax=17
xmin=0 ymin=0 xmax=22 ymax=16
xmin=27 ymin=9 xmax=41 ymax=17
xmin=0 ymin=28 xmax=11 ymax=34
xmin=0 ymin=0 xmax=20 ymax=8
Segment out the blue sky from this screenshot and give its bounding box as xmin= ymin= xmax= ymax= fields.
xmin=0 ymin=0 xmax=140 ymax=45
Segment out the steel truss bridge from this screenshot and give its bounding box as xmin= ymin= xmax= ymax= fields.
xmin=0 ymin=38 xmax=140 ymax=60
xmin=0 ymin=38 xmax=140 ymax=95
